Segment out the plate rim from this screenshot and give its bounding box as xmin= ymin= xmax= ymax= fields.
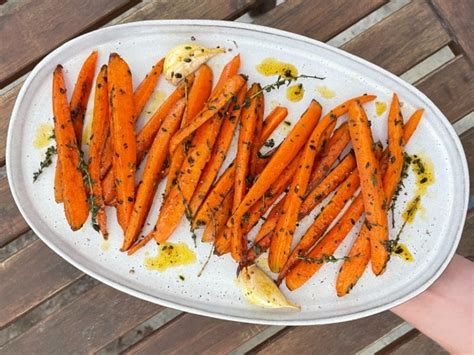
xmin=6 ymin=19 xmax=470 ymax=326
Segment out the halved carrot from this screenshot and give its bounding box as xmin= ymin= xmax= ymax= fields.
xmin=100 ymin=131 xmax=113 ymax=179
xmin=136 ymin=75 xmax=195 ymax=163
xmin=188 ymin=84 xmax=247 ymax=215
xmin=268 ymin=100 xmax=325 ymax=272
xmin=102 ymin=171 xmax=117 ymax=206
xmin=249 ymin=89 xmax=265 ymax=177
xmin=212 ymin=55 xmax=241 ymax=96
xmin=277 ymin=170 xmax=361 ymax=282
xmin=54 ymin=51 xmax=98 ymax=203
xmin=165 ymin=65 xmax=213 ymax=196
xmin=88 ymin=65 xmax=109 ymax=236
xmin=133 ymin=58 xmax=164 ymax=119
xmin=202 ymin=190 xmax=234 ymax=242
xmin=259 ymin=107 xmax=288 ymax=144
xmin=123 ymin=99 xmax=185 ymax=251
xmin=108 ymin=53 xmax=137 ymax=232
xmin=52 ymin=65 xmax=89 ymax=230
xmin=231 ymin=84 xmax=261 ymax=261
xmin=169 ymin=74 xmax=247 ymax=153
xmin=336 ymin=108 xmax=424 ymax=296
xmin=347 ymin=100 xmax=388 ymax=275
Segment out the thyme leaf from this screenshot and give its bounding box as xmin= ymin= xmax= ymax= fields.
xmin=33 ymin=146 xmax=57 ymax=182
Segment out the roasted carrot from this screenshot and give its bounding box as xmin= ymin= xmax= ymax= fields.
xmin=136 ymin=75 xmax=194 ymax=163
xmin=188 ymin=84 xmax=247 ymax=215
xmin=108 ymin=53 xmax=137 ymax=232
xmin=52 ymin=65 xmax=89 ymax=230
xmin=286 ymin=193 xmax=365 ymax=290
xmin=268 ymin=100 xmax=326 ymax=272
xmin=133 ymin=58 xmax=164 ymax=118
xmin=54 ymin=51 xmax=98 ymax=203
xmin=102 ymin=171 xmax=117 ymax=206
xmin=231 ymin=84 xmax=261 ymax=261
xmin=249 ymin=89 xmax=265 ymax=176
xmin=259 ymin=107 xmax=288 ymax=144
xmin=169 ymin=74 xmax=247 ymax=153
xmin=212 ymin=55 xmax=241 ymax=96
xmin=165 ymin=65 xmax=213 ymax=196
xmin=203 ymin=190 xmax=233 ymax=242
xmin=336 ymin=108 xmax=424 ymax=296
xmin=347 ymin=100 xmax=388 ymax=275
xmin=277 ymin=170 xmax=361 ymax=282
xmin=123 ymin=99 xmax=186 ymax=251
xmin=88 ymin=65 xmax=109 ymax=236
xmin=100 ymin=130 xmax=113 ymax=179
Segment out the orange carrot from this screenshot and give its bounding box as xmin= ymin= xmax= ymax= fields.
xmin=188 ymin=84 xmax=247 ymax=215
xmin=347 ymin=100 xmax=388 ymax=275
xmin=136 ymin=75 xmax=194 ymax=163
xmin=100 ymin=131 xmax=113 ymax=179
xmin=277 ymin=170 xmax=361 ymax=282
xmin=54 ymin=51 xmax=98 ymax=203
xmin=336 ymin=108 xmax=424 ymax=296
xmin=102 ymin=171 xmax=117 ymax=206
xmin=259 ymin=107 xmax=288 ymax=144
xmin=133 ymin=58 xmax=164 ymax=118
xmin=203 ymin=190 xmax=233 ymax=242
xmin=212 ymin=55 xmax=241 ymax=96
xmin=231 ymin=84 xmax=261 ymax=261
xmin=268 ymin=100 xmax=326 ymax=272
xmin=123 ymin=99 xmax=185 ymax=251
xmin=52 ymin=65 xmax=89 ymax=230
xmin=169 ymin=74 xmax=247 ymax=153
xmin=108 ymin=53 xmax=137 ymax=232
xmin=165 ymin=65 xmax=213 ymax=196
xmin=88 ymin=65 xmax=109 ymax=236
xmin=249 ymin=89 xmax=265 ymax=176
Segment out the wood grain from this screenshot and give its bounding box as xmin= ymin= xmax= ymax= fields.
xmin=460 ymin=127 xmax=474 ymax=196
xmin=0 ymin=0 xmax=137 ymax=87
xmin=125 ymin=313 xmax=267 ymax=354
xmin=0 ymin=239 xmax=83 ymax=328
xmin=379 ymin=329 xmax=448 ymax=354
xmin=430 ymin=0 xmax=474 ymax=64
xmin=253 ymin=0 xmax=387 ymax=42
xmin=0 ymin=284 xmax=162 ymax=354
xmin=342 ymin=1 xmax=451 ymax=75
xmin=415 ymin=56 xmax=474 ymax=123
xmin=0 ymin=80 xmax=22 ymax=166
xmin=0 ymin=177 xmax=28 ymax=247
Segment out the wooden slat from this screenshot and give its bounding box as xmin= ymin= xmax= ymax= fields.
xmin=125 ymin=313 xmax=266 ymax=354
xmin=459 ymin=211 xmax=474 ymax=260
xmin=0 ymin=80 xmax=22 ymax=166
xmin=0 ymin=0 xmax=137 ymax=87
xmin=342 ymin=1 xmax=451 ymax=75
xmin=431 ymin=0 xmax=474 ymax=64
xmin=0 ymin=177 xmax=28 ymax=247
xmin=460 ymin=128 xmax=473 ymax=195
xmin=253 ymin=0 xmax=387 ymax=42
xmin=253 ymin=312 xmax=403 ymax=354
xmin=0 ymin=284 xmax=162 ymax=354
xmin=380 ymin=329 xmax=448 ymax=354
xmin=415 ymin=56 xmax=474 ymax=123
xmin=0 ymin=239 xmax=83 ymax=328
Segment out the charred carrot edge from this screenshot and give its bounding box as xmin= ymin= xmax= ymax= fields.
xmin=108 ymin=53 xmax=137 ymax=232
xmin=347 ymin=100 xmax=389 ymax=275
xmin=54 ymin=51 xmax=98 ymax=203
xmin=88 ymin=65 xmax=109 ymax=236
xmin=165 ymin=65 xmax=213 ymax=196
xmin=231 ymin=84 xmax=261 ymax=262
xmin=133 ymin=58 xmax=164 ymax=119
xmin=100 ymin=130 xmax=113 ymax=179
xmin=188 ymin=84 xmax=247 ymax=215
xmin=123 ymin=99 xmax=185 ymax=251
xmin=169 ymin=74 xmax=247 ymax=153
xmin=52 ymin=65 xmax=89 ymax=230
xmin=336 ymin=108 xmax=424 ymax=296
xmin=268 ymin=100 xmax=324 ymax=272
xmin=202 ymin=190 xmax=234 ymax=242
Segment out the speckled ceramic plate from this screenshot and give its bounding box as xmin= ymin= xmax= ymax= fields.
xmin=6 ymin=20 xmax=469 ymax=325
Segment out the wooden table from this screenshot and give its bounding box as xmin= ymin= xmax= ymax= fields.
xmin=0 ymin=1 xmax=472 ymax=353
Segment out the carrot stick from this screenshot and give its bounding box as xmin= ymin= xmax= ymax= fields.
xmin=259 ymin=107 xmax=288 ymax=144
xmin=100 ymin=131 xmax=113 ymax=179
xmin=165 ymin=65 xmax=213 ymax=196
xmin=136 ymin=75 xmax=194 ymax=163
xmin=203 ymin=190 xmax=233 ymax=242
xmin=108 ymin=53 xmax=137 ymax=232
xmin=52 ymin=65 xmax=89 ymax=230
xmin=268 ymin=100 xmax=327 ymax=272
xmin=231 ymin=84 xmax=261 ymax=261
xmin=347 ymin=100 xmax=388 ymax=275
xmin=88 ymin=65 xmax=109 ymax=236
xmin=169 ymin=74 xmax=247 ymax=153
xmin=249 ymin=89 xmax=265 ymax=177
xmin=336 ymin=108 xmax=424 ymax=296
xmin=277 ymin=170 xmax=361 ymax=282
xmin=123 ymin=99 xmax=185 ymax=251
xmin=54 ymin=51 xmax=98 ymax=203
xmin=102 ymin=171 xmax=117 ymax=206
xmin=212 ymin=55 xmax=241 ymax=96
xmin=133 ymin=58 xmax=164 ymax=118
xmin=286 ymin=193 xmax=365 ymax=290
xmin=188 ymin=84 xmax=247 ymax=215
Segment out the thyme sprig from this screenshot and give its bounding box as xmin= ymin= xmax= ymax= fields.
xmin=297 ymin=254 xmax=350 ymax=264
xmin=33 ymin=146 xmax=57 ymax=182
xmin=78 ymin=150 xmax=101 ymax=233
